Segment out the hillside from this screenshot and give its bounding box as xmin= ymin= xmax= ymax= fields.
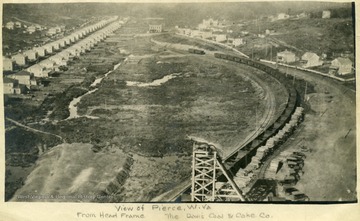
xmin=11 ymin=143 xmax=132 ymax=202
xmin=235 ymin=17 xmax=354 ymax=61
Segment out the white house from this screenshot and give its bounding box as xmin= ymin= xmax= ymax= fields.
xmin=47 ymin=28 xmax=57 ymax=36
xmin=64 ymin=37 xmax=72 ymax=45
xmin=58 ymin=51 xmax=71 ymax=61
xmin=26 ymin=25 xmax=36 ymax=34
xmin=50 ymin=41 xmax=61 ymax=51
xmin=8 ymin=70 xmax=37 ymax=87
xmin=3 ymin=78 xmax=22 ymax=94
xmin=5 ymin=21 xmax=15 ymax=30
xmin=35 ymin=24 xmax=42 ymax=30
xmin=201 ymin=31 xmax=213 ymax=39
xmin=66 ymin=47 xmax=81 ymax=57
xmin=43 ymin=44 xmax=54 ymax=54
xmin=49 ymin=55 xmax=67 ymax=66
xmin=12 ymin=53 xmax=27 ymax=66
xmin=39 ymin=59 xmax=56 ymax=70
xmin=322 ymin=10 xmax=331 ymax=19
xmin=278 ymin=13 xmax=290 ymax=20
xmin=3 ymin=57 xmax=13 ymax=71
xmin=33 ymin=47 xmax=46 ymax=57
xmin=330 ymin=57 xmax=353 ymax=75
xmin=57 ymin=39 xmax=66 ymax=48
xmin=277 ymin=50 xmax=296 ymax=63
xmin=233 ymin=38 xmax=245 ymax=47
xmin=214 ymin=34 xmax=227 ymax=43
xmin=15 ymin=21 xmax=22 ymax=28
xmin=301 ymin=52 xmax=323 ymax=68
xmin=27 ymin=64 xmax=48 ymax=77
xmin=23 ymin=50 xmax=38 ymax=61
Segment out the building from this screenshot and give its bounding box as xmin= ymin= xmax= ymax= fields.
xmin=26 ymin=25 xmax=36 ymax=34
xmin=23 ymin=50 xmax=38 ymax=61
xmin=8 ymin=71 xmax=37 ymax=87
xmin=213 ymin=34 xmax=227 ymax=43
xmin=3 ymin=57 xmax=13 ymax=71
xmin=27 ymin=64 xmax=48 ymax=77
xmin=43 ymin=44 xmax=54 ymax=54
xmin=233 ymin=38 xmax=245 ymax=47
xmin=322 ymin=10 xmax=331 ymax=19
xmin=49 ymin=55 xmax=67 ymax=66
xmin=33 ymin=47 xmax=46 ymax=57
xmin=201 ymin=31 xmax=213 ymax=39
xmin=64 ymin=37 xmax=72 ymax=45
xmin=190 ymin=30 xmax=201 ymax=38
xmin=39 ymin=59 xmax=56 ymax=70
xmin=12 ymin=53 xmax=27 ymax=66
xmin=301 ymin=52 xmax=323 ymax=68
xmin=57 ymin=39 xmax=66 ymax=48
xmin=277 ymin=50 xmax=296 ymax=63
xmin=58 ymin=51 xmax=71 ymax=61
xmin=3 ymin=78 xmax=22 ymax=94
xmin=330 ymin=57 xmax=353 ymax=75
xmin=265 ymin=29 xmax=275 ymax=35
xmin=5 ymin=21 xmax=15 ymax=30
xmin=47 ymin=28 xmax=57 ymax=36
xmin=15 ymin=21 xmax=22 ymax=28
xmin=149 ymin=24 xmax=163 ymax=33
xmin=50 ymin=42 xmax=61 ymax=51
xmin=278 ymin=13 xmax=290 ymax=20
xmin=297 ymin=12 xmax=309 ymax=19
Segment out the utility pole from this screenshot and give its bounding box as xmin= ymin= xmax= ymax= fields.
xmin=265 ymin=38 xmax=268 ymax=59
xmin=304 ymin=81 xmax=308 ymax=101
xmin=292 ymin=73 xmax=296 ymax=85
xmin=252 ymin=43 xmax=254 ymax=60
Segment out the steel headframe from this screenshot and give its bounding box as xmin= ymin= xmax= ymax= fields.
xmin=191 ymin=141 xmax=246 ymax=202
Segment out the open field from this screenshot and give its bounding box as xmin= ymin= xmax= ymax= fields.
xmin=11 ymin=143 xmax=131 ymax=202
xmin=7 ymin=20 xmax=288 ymax=201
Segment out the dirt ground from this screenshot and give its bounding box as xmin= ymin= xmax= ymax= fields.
xmin=11 ymin=143 xmax=130 ymax=202
xmin=264 ymin=65 xmax=356 ymax=201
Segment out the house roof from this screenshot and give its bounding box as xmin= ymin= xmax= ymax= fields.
xmin=302 ymin=52 xmax=319 ymax=60
xmin=333 ymin=57 xmax=352 ymax=65
xmin=3 ymin=77 xmax=17 ymax=84
xmin=12 ymin=70 xmax=32 ymax=76
xmin=39 ymin=59 xmax=55 ymax=65
xmin=278 ymin=50 xmax=295 ymax=56
xmin=27 ymin=64 xmax=44 ymax=70
xmin=12 ymin=53 xmax=25 ymax=58
xmin=23 ymin=50 xmax=37 ymax=55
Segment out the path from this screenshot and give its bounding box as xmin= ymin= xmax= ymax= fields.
xmin=6 ymin=117 xmax=66 ymax=143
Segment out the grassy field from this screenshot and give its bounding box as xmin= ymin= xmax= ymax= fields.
xmin=7 ymin=20 xmax=288 ymax=202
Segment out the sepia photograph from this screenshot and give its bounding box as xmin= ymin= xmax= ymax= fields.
xmin=1 ymin=0 xmax=357 ymax=210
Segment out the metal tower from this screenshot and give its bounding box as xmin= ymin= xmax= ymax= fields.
xmin=191 ymin=141 xmax=246 ymax=201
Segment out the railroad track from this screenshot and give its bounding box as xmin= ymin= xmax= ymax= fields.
xmin=154 ymin=53 xmax=300 ymax=202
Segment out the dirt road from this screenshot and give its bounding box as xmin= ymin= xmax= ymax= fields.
xmin=268 ymin=65 xmax=356 ymax=201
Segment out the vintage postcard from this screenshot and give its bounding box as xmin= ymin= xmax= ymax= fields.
xmin=0 ymin=0 xmax=359 ymax=220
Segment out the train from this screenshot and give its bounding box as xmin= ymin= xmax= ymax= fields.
xmin=188 ymin=48 xmax=205 ymax=55
xmin=174 ymin=52 xmax=303 ymax=202
xmin=213 ymin=52 xmax=300 ymax=174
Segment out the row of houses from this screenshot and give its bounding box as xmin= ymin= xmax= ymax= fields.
xmin=176 ymin=27 xmax=246 ymax=47
xmin=277 ymin=50 xmax=353 ymax=75
xmin=3 ymin=19 xmax=124 ymax=94
xmin=3 ymin=16 xmax=120 ymax=71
